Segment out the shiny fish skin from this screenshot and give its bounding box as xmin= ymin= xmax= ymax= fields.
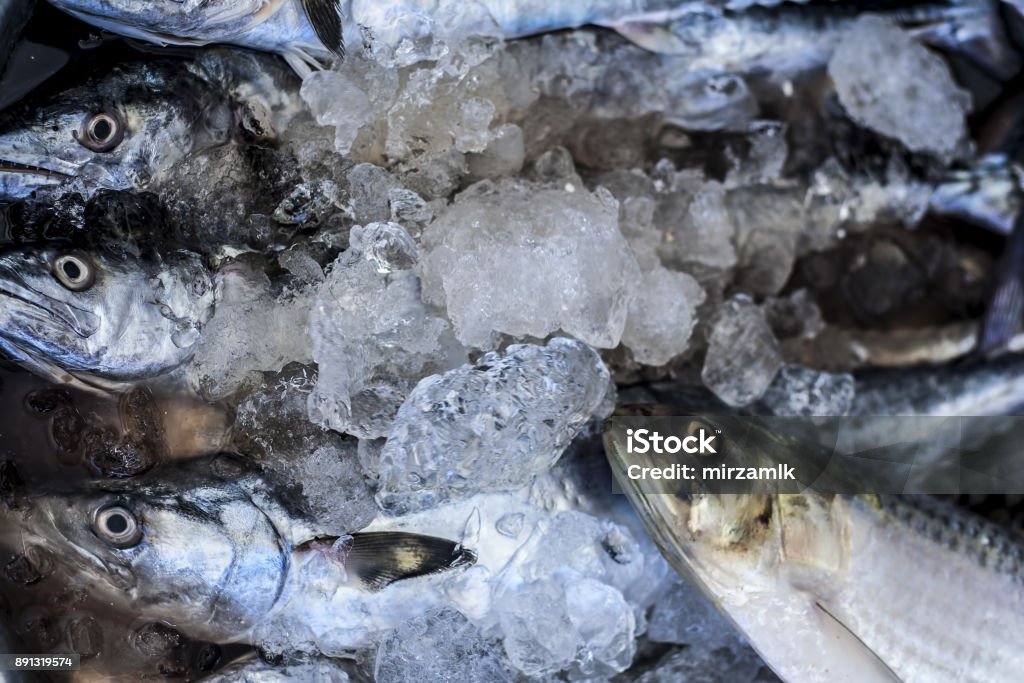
xmin=0 ymin=59 xmax=234 ymax=202
xmin=45 ymin=0 xmax=1021 ymax=79
xmin=603 ymin=420 xmax=1024 ymax=682
xmin=0 ymin=457 xmax=474 ymax=647
xmin=0 ymin=246 xmax=215 ymax=383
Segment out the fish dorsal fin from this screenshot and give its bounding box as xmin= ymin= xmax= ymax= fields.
xmin=297 ymin=532 xmax=477 ymax=592
xmin=812 ymin=601 xmax=904 ymax=683
xmin=301 ymin=0 xmax=345 ymax=57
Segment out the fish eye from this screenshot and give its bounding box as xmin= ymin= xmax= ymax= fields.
xmin=93 ymin=505 xmax=142 ymax=548
xmin=684 ymin=418 xmax=711 ymax=439
xmin=51 ymin=252 xmax=95 ymax=291
xmin=75 ymin=111 xmax=125 ymax=152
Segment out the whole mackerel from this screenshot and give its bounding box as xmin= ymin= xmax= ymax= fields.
xmin=45 ymin=0 xmax=1021 ymax=78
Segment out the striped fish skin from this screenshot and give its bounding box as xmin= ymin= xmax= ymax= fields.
xmin=44 ymin=0 xmax=1021 ymax=78
xmin=605 ymin=428 xmax=1024 ymax=682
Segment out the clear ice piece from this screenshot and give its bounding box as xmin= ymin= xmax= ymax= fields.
xmin=376 ymin=338 xmax=609 ymax=513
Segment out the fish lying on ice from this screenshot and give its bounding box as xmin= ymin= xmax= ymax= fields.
xmin=604 ymin=415 xmax=1024 ymax=683
xmin=45 ymin=0 xmax=1022 ymax=79
xmin=0 ymin=245 xmax=215 ymax=386
xmin=0 ymin=456 xmax=475 ymax=654
xmin=0 ymin=51 xmax=301 ymax=202
xmin=0 ymin=59 xmax=234 ymax=202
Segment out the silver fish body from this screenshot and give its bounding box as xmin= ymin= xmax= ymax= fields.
xmin=0 ymin=246 xmax=215 ymax=383
xmin=0 ymin=457 xmax=474 ymax=648
xmin=604 ymin=419 xmax=1024 ymax=682
xmin=0 ymin=59 xmax=234 ymax=202
xmin=45 ymin=0 xmax=1022 ymax=78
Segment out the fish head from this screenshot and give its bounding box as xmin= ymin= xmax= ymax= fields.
xmin=47 ymin=0 xmax=273 ymax=44
xmin=0 ymin=61 xmax=234 ymax=201
xmin=603 ymin=412 xmax=850 ymax=588
xmin=0 ymin=247 xmax=215 ymax=380
xmin=1 ymin=467 xmax=288 ymax=642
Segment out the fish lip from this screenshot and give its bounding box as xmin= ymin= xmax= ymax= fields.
xmin=0 ymin=159 xmax=73 ymax=180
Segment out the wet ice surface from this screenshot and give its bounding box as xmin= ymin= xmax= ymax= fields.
xmin=419 ymin=180 xmax=641 ymax=349
xmin=2 ymin=5 xmax=1010 ymax=681
xmin=828 ymin=16 xmax=972 ymax=161
xmin=374 ymin=338 xmax=608 ymax=514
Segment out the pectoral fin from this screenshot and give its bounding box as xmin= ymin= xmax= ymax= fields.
xmin=296 ymin=532 xmax=477 ymax=591
xmin=301 ymin=0 xmax=345 ymax=57
xmin=813 ymin=601 xmax=903 ymax=682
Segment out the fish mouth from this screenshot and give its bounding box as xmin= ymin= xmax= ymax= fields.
xmin=0 ymin=265 xmax=100 ymax=339
xmin=0 ymin=159 xmax=73 ymax=180
xmin=0 ymin=152 xmax=80 ymax=199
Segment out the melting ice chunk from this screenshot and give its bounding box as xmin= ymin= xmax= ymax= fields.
xmin=420 ymin=179 xmax=641 ymax=349
xmin=374 ymin=609 xmax=511 ymax=683
xmin=376 ymin=338 xmax=609 ymax=513
xmin=622 ymin=267 xmax=705 ymax=366
xmin=308 ymin=222 xmax=463 ymax=439
xmin=701 ymin=297 xmax=783 ymax=407
xmin=828 ymin=16 xmax=971 ymax=161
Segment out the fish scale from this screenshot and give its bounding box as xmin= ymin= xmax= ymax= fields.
xmin=42 ymin=0 xmax=1023 ymax=79
xmin=819 ymin=496 xmax=1024 ymax=682
xmin=604 ymin=412 xmax=1024 ymax=681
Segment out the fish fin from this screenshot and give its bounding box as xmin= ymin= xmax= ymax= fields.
xmin=813 ymin=601 xmax=904 ymax=682
xmin=281 ymin=44 xmax=329 ymax=78
xmin=610 ymin=21 xmax=689 ymax=55
xmin=301 ymin=0 xmax=345 ymax=58
xmin=298 ymin=532 xmax=477 ymax=592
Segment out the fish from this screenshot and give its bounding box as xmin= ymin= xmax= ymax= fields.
xmin=604 ymin=415 xmax=1024 ymax=682
xmin=0 ymin=58 xmax=235 ymax=202
xmin=623 ymin=351 xmax=1024 ymax=418
xmin=47 ymin=0 xmax=345 ymax=77
xmin=45 ymin=0 xmax=1022 ymax=79
xmin=0 ymin=456 xmax=476 ymax=658
xmin=0 ymin=246 xmax=216 ymax=386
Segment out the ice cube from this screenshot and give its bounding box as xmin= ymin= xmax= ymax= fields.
xmin=299 ymin=70 xmax=374 ymax=154
xmin=727 ymin=184 xmax=804 ymax=296
xmin=759 ymin=364 xmax=855 ymax=417
xmin=374 ymin=609 xmax=511 ymax=683
xmin=622 ymin=267 xmax=706 ymax=366
xmin=308 ymin=223 xmax=462 ymax=439
xmin=347 ymin=164 xmax=402 ymax=225
xmin=376 ymin=339 xmax=609 ymax=513
xmin=466 ymin=124 xmax=526 ymax=181
xmin=828 ymin=16 xmax=972 ymax=161
xmin=701 ymin=297 xmax=783 ymax=407
xmin=419 ymin=179 xmax=640 ymax=349
xmin=496 ymin=581 xmax=577 ymax=676
xmin=188 ymin=266 xmax=313 ymax=400
xmin=658 ymin=181 xmax=737 ymax=273
xmin=648 ymin=579 xmax=743 ymax=648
